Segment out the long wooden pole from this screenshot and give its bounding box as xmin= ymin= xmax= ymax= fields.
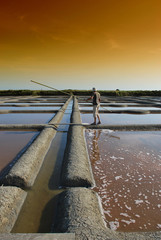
xmin=30 ymin=80 xmax=72 ymax=96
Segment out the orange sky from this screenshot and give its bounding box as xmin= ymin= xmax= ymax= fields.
xmin=1 ymin=0 xmax=161 ymax=90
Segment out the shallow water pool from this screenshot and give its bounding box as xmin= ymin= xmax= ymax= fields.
xmin=0 ymin=131 xmax=39 ymax=173
xmin=0 ymin=107 xmax=60 ymax=111
xmin=2 ymin=103 xmax=63 ymax=106
xmin=86 ymin=130 xmax=161 ymax=231
xmin=80 ymin=106 xmax=161 ymax=111
xmin=81 ymin=113 xmax=161 ymax=125
xmin=0 ymin=113 xmax=55 ymax=124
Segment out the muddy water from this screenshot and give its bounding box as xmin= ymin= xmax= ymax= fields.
xmin=12 ymin=101 xmax=72 ymax=233
xmin=12 ymin=132 xmax=67 ymax=233
xmin=0 ymin=131 xmax=39 ymax=173
xmin=81 ymin=113 xmax=161 ymax=125
xmin=86 ymin=130 xmax=161 ymax=232
xmin=0 ymin=113 xmax=55 ymax=124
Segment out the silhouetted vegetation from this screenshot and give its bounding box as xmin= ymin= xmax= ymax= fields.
xmin=0 ymin=89 xmax=161 ymax=96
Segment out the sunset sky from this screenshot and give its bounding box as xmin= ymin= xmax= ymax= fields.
xmin=1 ymin=0 xmax=161 ymax=90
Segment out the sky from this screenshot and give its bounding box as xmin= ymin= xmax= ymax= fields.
xmin=1 ymin=0 xmax=161 ymax=91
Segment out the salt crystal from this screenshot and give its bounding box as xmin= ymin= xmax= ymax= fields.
xmin=125 ymin=204 xmax=132 ymax=210
xmin=110 ymin=156 xmax=118 ymax=160
xmin=135 ymin=200 xmax=144 ymax=204
xmin=120 ymin=213 xmax=130 ymax=218
xmin=157 ymin=224 xmax=161 ymax=229
xmin=104 ymin=210 xmax=112 ymax=218
xmin=115 ymin=175 xmax=122 ymax=180
xmin=109 ymin=221 xmax=120 ymax=230
xmin=119 ymin=157 xmax=124 ymax=160
xmin=121 ymin=219 xmax=135 ymax=225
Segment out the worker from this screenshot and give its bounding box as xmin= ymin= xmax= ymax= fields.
xmin=86 ymin=87 xmax=101 ymax=125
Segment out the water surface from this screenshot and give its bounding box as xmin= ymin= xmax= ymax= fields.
xmin=86 ymin=130 xmax=161 ymax=231
xmin=80 ymin=107 xmax=161 ymax=111
xmin=0 ymin=113 xmax=55 ymax=124
xmin=81 ymin=113 xmax=161 ymax=125
xmin=0 ymin=131 xmax=39 ymax=173
xmin=12 ymin=101 xmax=72 ymax=233
xmin=0 ymin=107 xmax=60 ymax=110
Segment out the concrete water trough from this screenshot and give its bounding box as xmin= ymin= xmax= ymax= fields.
xmin=0 ymin=96 xmax=72 ymax=234
xmin=0 ymin=95 xmax=161 ymax=240
xmin=1 ymin=97 xmax=72 ymax=189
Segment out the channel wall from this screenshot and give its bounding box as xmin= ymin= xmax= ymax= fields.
xmin=1 ymin=95 xmax=161 ymax=239
xmin=2 ymin=96 xmax=72 ymax=189
xmin=61 ymin=96 xmax=94 ymax=187
xmin=54 ymin=96 xmax=161 ymax=240
xmin=0 ymin=186 xmax=27 ymax=233
xmin=56 ymin=97 xmax=118 ymax=239
xmin=0 ymin=97 xmax=72 ymax=233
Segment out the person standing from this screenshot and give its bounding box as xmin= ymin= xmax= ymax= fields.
xmin=87 ymin=87 xmax=101 ymax=125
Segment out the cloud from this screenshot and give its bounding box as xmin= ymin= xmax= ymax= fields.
xmin=107 ymin=38 xmax=122 ymax=50
xmin=103 ymin=33 xmax=122 ymax=50
xmin=51 ymin=35 xmax=76 ymax=44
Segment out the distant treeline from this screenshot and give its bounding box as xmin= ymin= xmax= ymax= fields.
xmin=0 ymin=89 xmax=161 ymax=96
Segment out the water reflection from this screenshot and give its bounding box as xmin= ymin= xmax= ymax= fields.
xmin=91 ymin=130 xmax=101 ymax=162
xmin=86 ymin=130 xmax=161 ymax=232
xmin=90 ymin=130 xmax=120 ymax=163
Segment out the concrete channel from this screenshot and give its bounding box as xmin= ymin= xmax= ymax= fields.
xmin=0 ymin=95 xmax=161 ymax=239
xmin=1 ymin=97 xmax=72 ymax=189
xmin=61 ymin=97 xmax=94 ymax=188
xmin=0 ymin=96 xmax=72 ymax=234
xmin=12 ymin=104 xmax=73 ymax=233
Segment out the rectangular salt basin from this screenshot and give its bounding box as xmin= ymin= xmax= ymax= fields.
xmin=3 ymin=103 xmax=63 ymax=106
xmin=80 ymin=106 xmax=161 ymax=111
xmin=86 ymin=130 xmax=161 ymax=232
xmin=101 ymin=103 xmax=141 ymax=105
xmin=105 ymin=107 xmax=161 ymax=111
xmin=0 ymin=131 xmax=39 ymax=173
xmin=79 ymin=102 xmax=141 ymax=106
xmin=0 ymin=107 xmax=60 ymax=110
xmin=81 ymin=113 xmax=161 ymax=125
xmin=0 ymin=113 xmax=55 ymax=124
xmin=5 ymin=98 xmax=68 ymax=103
